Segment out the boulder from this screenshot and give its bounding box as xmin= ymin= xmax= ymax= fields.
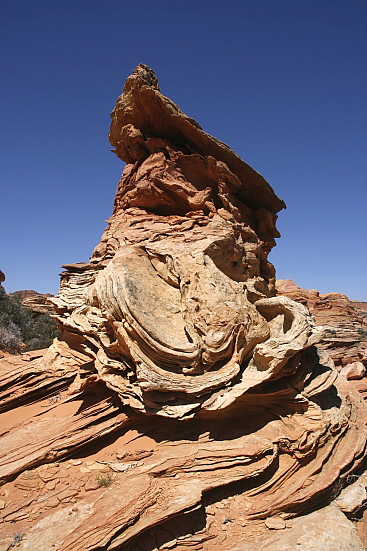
xmin=340 ymin=361 xmax=366 ymax=380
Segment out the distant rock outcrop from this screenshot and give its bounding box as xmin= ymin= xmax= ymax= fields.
xmin=12 ymin=290 xmax=55 ymax=316
xmin=0 ymin=287 xmax=58 ymax=354
xmin=0 ymin=65 xmax=366 ymax=551
xmin=276 ymin=279 xmax=367 ymax=368
xmin=353 ymin=300 xmax=367 ymax=322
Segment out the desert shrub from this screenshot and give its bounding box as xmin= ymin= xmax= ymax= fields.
xmin=96 ymin=471 xmax=114 ymax=487
xmin=0 ymin=285 xmax=58 ymax=353
xmin=0 ymin=322 xmax=22 ymax=353
xmin=23 ymin=313 xmax=59 ymax=351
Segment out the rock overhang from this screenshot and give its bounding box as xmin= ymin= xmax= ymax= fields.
xmin=109 ymin=63 xmax=286 ymax=215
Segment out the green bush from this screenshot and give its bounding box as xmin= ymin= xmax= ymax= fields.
xmin=0 ymin=285 xmax=59 ymax=353
xmin=23 ymin=313 xmax=59 ymax=351
xmin=0 ymin=322 xmax=22 ymax=353
xmin=96 ymin=470 xmax=115 ymax=487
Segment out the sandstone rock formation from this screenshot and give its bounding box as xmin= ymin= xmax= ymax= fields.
xmin=12 ymin=290 xmax=55 ymax=316
xmin=353 ymin=300 xmax=367 ymax=323
xmin=276 ymin=279 xmax=367 ymax=368
xmin=0 ymin=65 xmax=366 ymax=550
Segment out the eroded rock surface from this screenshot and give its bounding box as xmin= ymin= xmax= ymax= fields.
xmin=13 ymin=290 xmax=55 ymax=316
xmin=276 ymin=279 xmax=367 ymax=368
xmin=0 ymin=65 xmax=366 ymax=551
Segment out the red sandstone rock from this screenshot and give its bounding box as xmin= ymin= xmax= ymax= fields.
xmin=340 ymin=361 xmax=366 ymax=380
xmin=276 ymin=279 xmax=367 ymax=367
xmin=353 ymin=300 xmax=367 ymax=323
xmin=0 ymin=66 xmax=366 ymax=551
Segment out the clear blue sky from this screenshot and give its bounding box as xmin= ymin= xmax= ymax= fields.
xmin=1 ymin=0 xmax=366 ymax=300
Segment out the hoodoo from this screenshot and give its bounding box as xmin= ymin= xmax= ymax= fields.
xmin=0 ymin=65 xmax=366 ymax=550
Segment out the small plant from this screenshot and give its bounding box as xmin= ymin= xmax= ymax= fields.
xmin=6 ymin=530 xmax=24 ymax=550
xmin=96 ymin=470 xmax=114 ymax=487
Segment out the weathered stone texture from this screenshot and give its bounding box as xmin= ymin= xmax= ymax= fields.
xmin=276 ymin=279 xmax=367 ymax=368
xmin=0 ymin=65 xmax=366 ymax=551
xmin=12 ymin=289 xmax=55 ymax=316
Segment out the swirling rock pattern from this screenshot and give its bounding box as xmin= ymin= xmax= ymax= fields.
xmin=51 ymin=64 xmax=328 ymax=419
xmin=0 ymin=65 xmax=366 ymax=550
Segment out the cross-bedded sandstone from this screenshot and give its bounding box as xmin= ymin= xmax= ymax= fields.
xmin=0 ymin=65 xmax=366 ymax=551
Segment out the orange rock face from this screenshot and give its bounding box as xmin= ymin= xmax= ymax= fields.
xmin=276 ymin=279 xmax=367 ymax=368
xmin=0 ymin=66 xmax=366 ymax=551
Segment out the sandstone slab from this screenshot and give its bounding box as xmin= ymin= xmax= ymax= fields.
xmin=340 ymin=361 xmax=366 ymax=380
xmin=232 ymin=506 xmax=364 ymax=551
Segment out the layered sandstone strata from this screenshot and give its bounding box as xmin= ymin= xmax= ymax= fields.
xmin=276 ymin=279 xmax=367 ymax=368
xmin=13 ymin=290 xmax=55 ymax=316
xmin=0 ymin=65 xmax=366 ymax=551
